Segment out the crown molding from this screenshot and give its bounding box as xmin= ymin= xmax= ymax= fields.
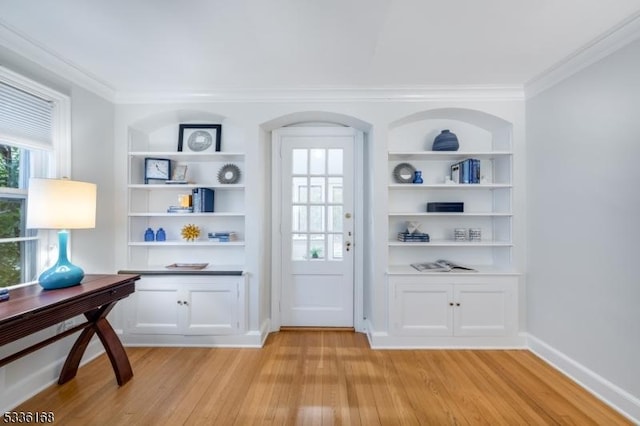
xmin=113 ymin=86 xmax=525 ymax=104
xmin=525 ymin=11 xmax=640 ymax=99
xmin=0 ymin=20 xmax=116 ymax=102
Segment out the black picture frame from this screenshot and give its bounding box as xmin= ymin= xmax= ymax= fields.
xmin=178 ymin=124 xmax=221 ymax=153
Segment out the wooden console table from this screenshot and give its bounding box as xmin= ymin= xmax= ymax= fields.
xmin=0 ymin=274 xmax=139 ymax=386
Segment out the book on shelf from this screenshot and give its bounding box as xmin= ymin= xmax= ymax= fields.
xmin=207 ymin=231 xmax=238 ymax=242
xmin=167 ymin=206 xmax=194 ymax=213
xmin=192 ymin=187 xmax=215 ymax=213
xmin=411 ymin=259 xmax=477 ymax=272
xmin=450 ymin=158 xmax=480 ymax=184
xmin=397 ymin=231 xmax=430 ymax=242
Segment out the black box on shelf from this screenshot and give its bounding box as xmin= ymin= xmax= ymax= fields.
xmin=426 ymin=202 xmax=464 ymax=213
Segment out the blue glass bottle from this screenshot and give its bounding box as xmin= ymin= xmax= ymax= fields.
xmin=156 ymin=228 xmax=166 ymax=241
xmin=144 ymin=228 xmax=155 ymax=241
xmin=412 ymin=170 xmax=423 ymax=184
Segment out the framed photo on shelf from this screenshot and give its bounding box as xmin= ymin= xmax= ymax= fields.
xmin=178 ymin=124 xmax=221 ymax=153
xmin=171 ymin=165 xmax=188 ymax=181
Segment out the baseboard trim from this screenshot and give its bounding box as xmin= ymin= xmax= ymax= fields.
xmin=527 ymin=333 xmax=640 ymax=424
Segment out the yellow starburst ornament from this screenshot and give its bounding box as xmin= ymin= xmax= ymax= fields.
xmin=181 ymin=224 xmax=200 ymax=242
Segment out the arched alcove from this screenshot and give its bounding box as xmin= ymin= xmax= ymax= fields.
xmin=260 ymin=110 xmax=372 ymax=133
xmin=259 ymin=111 xmax=373 ymax=332
xmin=129 ymin=109 xmax=226 ymax=134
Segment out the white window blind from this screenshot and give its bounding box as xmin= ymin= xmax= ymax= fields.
xmin=0 ymin=81 xmax=53 ymax=150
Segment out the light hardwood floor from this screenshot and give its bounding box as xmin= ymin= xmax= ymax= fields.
xmin=15 ymin=330 xmax=631 ymax=425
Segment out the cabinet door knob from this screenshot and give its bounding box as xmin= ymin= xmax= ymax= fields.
xmin=177 ymin=301 xmax=183 ymax=305
xmin=449 ymin=302 xmax=454 ymax=306
xmin=183 ymin=301 xmax=189 ymax=306
xmin=456 ymin=303 xmax=461 ymax=307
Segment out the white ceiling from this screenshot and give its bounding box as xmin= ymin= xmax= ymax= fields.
xmin=1 ymin=0 xmax=640 ymax=94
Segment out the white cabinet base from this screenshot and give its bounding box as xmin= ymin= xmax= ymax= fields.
xmin=383 ymin=274 xmax=524 ymax=348
xmin=120 ymin=274 xmax=258 ymax=346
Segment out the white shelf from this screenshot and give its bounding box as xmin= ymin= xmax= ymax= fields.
xmin=388 ymin=183 xmax=511 ymax=189
xmin=129 ymin=241 xmax=245 ymax=247
xmin=129 ymin=184 xmax=245 ymax=190
xmin=389 ymin=240 xmax=513 ymax=247
xmin=129 ymin=151 xmax=244 ymax=162
xmin=128 ymin=212 xmax=245 ymax=217
xmin=388 ymin=151 xmax=512 ymax=161
xmin=389 ymin=212 xmax=512 ymax=217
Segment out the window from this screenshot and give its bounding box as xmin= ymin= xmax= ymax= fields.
xmin=0 ymin=67 xmax=70 ymax=288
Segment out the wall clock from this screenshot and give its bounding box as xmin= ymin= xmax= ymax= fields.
xmin=144 ymin=158 xmax=171 ymax=183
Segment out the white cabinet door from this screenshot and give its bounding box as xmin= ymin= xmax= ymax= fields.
xmin=125 ymin=279 xmax=182 ymax=334
xmin=453 ymin=283 xmax=515 ymax=337
xmin=125 ymin=275 xmax=245 ymax=336
xmin=183 ymin=276 xmax=243 ymax=335
xmin=389 ymin=275 xmax=517 ymax=338
xmin=391 ymin=282 xmax=453 ymax=336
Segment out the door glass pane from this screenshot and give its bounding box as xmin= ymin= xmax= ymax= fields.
xmin=309 ymin=177 xmax=325 ymax=203
xmin=309 ymin=149 xmax=325 ymax=175
xmin=328 ymin=177 xmax=343 ymax=203
xmin=309 ymin=234 xmax=325 ymax=260
xmin=292 ymin=234 xmax=307 ymax=260
xmin=328 ymin=234 xmax=343 ymax=260
xmin=292 ymin=177 xmax=307 ymax=203
xmin=309 ymin=206 xmax=325 ymax=232
xmin=328 ymin=206 xmax=343 ymax=232
xmin=328 ymin=149 xmax=343 ymax=175
xmin=292 ymin=206 xmax=307 ymax=232
xmin=292 ymin=149 xmax=307 ymax=174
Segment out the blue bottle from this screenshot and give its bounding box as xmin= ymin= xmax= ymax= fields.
xmin=144 ymin=228 xmax=155 ymax=242
xmin=413 ymin=170 xmax=423 ymax=184
xmin=156 ymin=228 xmax=166 ymax=241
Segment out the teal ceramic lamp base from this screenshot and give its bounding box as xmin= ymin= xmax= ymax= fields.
xmin=38 ymin=230 xmax=84 ymax=290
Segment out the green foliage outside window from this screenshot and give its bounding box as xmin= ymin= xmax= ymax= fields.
xmin=0 ymin=144 xmax=22 ymax=287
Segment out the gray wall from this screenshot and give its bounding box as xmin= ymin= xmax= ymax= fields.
xmin=526 ymin=38 xmax=640 ymax=399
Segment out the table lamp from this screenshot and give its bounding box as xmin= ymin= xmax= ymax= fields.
xmin=26 ymin=178 xmax=97 ymax=290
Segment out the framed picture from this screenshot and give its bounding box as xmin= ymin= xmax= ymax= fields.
xmin=178 ymin=124 xmax=221 ymax=153
xmin=171 ymin=165 xmax=188 ymax=181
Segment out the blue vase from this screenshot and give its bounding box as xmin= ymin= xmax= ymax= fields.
xmin=144 ymin=228 xmax=155 ymax=241
xmin=156 ymin=228 xmax=166 ymax=241
xmin=412 ymin=170 xmax=423 ymax=184
xmin=432 ymin=129 xmax=459 ymax=151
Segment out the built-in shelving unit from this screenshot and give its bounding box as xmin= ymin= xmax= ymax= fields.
xmin=384 ymin=110 xmax=521 ymax=346
xmin=126 ymin=116 xmax=246 ymax=270
xmin=387 ymin=113 xmax=515 ymax=272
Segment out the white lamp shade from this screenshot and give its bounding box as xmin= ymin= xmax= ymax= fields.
xmin=26 ymin=178 xmax=97 ymax=229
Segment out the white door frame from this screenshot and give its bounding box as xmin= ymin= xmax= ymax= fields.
xmin=271 ymin=126 xmax=364 ymax=332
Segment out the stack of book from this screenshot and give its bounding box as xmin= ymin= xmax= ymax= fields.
xmin=208 ymin=232 xmax=238 ymax=242
xmin=450 ymin=158 xmax=480 ymax=184
xmin=167 ymin=206 xmax=194 ymax=213
xmin=192 ymin=187 xmax=215 ymax=213
xmin=397 ymin=232 xmax=430 ymax=242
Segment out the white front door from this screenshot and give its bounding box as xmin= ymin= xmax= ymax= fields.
xmin=275 ymin=127 xmax=356 ymax=327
